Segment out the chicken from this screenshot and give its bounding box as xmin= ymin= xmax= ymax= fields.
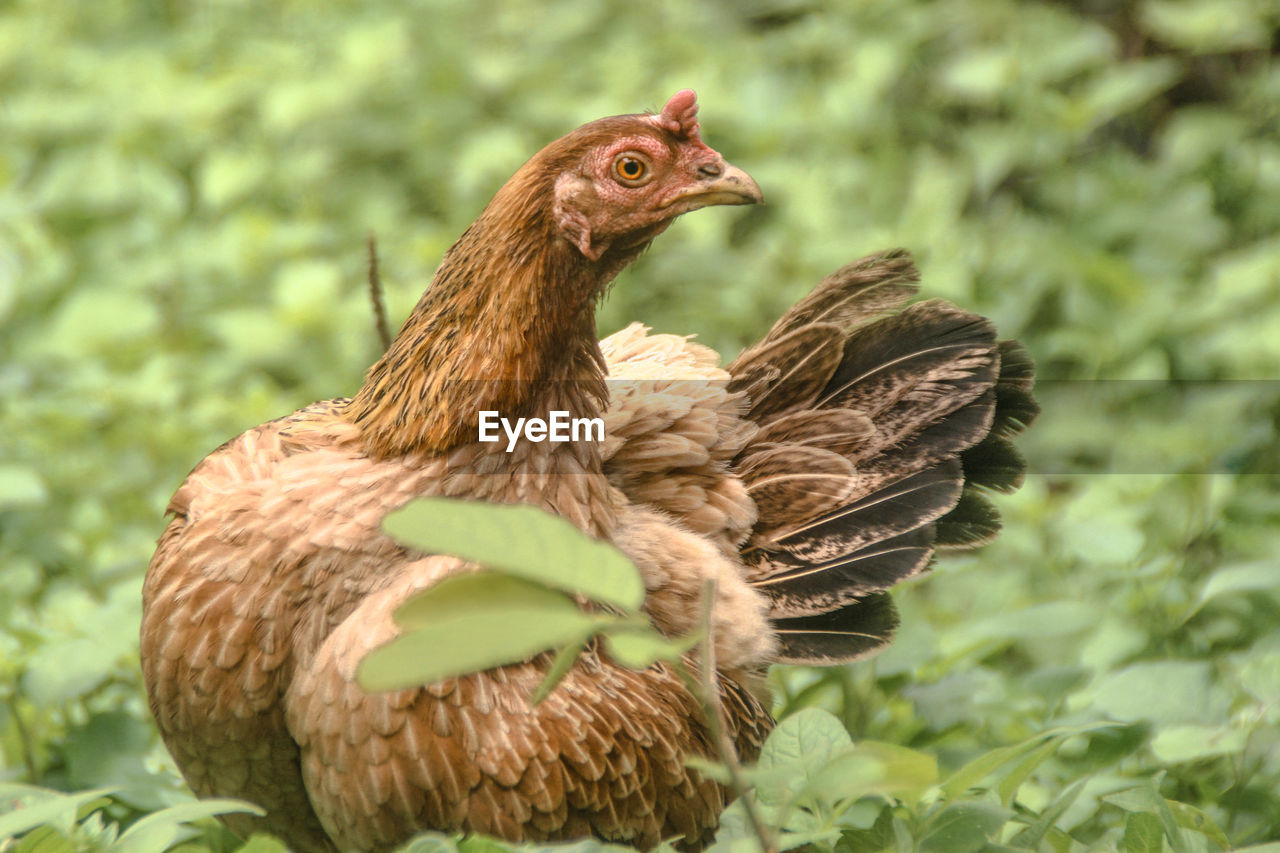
xmin=140 ymin=91 xmax=1036 ymax=852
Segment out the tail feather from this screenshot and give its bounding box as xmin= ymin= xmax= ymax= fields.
xmin=932 ymin=337 xmax=1039 ymax=546
xmin=958 ymin=435 xmax=1026 ymax=494
xmin=727 ymin=325 xmax=844 ymax=422
xmin=850 ymin=391 xmax=996 ymax=476
xmin=758 ymin=248 xmax=919 ymax=342
xmin=771 ymin=592 xmax=900 ymax=666
xmin=751 ymin=461 xmax=963 ymax=564
xmin=730 ymin=249 xmax=1036 ymax=664
xmin=753 ymin=409 xmax=875 ymax=456
xmin=738 ymin=445 xmax=856 ymax=529
xmin=990 ymin=340 xmax=1039 ymax=439
xmin=752 ymin=528 xmax=934 ymax=618
xmin=818 ymin=300 xmax=999 ymax=421
xmin=934 ymin=489 xmax=1002 ymax=548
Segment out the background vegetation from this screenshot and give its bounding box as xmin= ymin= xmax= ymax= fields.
xmin=3 ymin=0 xmax=1279 ymax=849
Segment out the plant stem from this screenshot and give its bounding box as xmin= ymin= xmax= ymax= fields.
xmin=681 ymin=577 xmax=779 ymax=853
xmin=367 ymin=232 xmax=392 ymax=352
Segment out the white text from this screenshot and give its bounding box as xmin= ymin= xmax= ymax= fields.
xmin=478 ymin=410 xmax=605 ymax=453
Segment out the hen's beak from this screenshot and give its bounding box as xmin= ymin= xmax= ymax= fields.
xmin=668 ymin=160 xmax=763 ymax=211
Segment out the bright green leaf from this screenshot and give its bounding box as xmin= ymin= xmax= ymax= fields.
xmin=1239 ymin=651 xmax=1280 ymax=708
xmin=1166 ymin=801 xmax=1231 ymax=851
xmin=1196 ymin=561 xmax=1280 ymax=607
xmin=0 ymin=788 xmax=116 ymax=841
xmin=602 ymin=626 xmax=699 ymax=669
xmin=1104 ymin=784 xmax=1163 ymax=813
xmin=996 ymin=736 xmax=1061 ymax=806
xmin=383 ymin=498 xmax=644 ymax=612
xmin=12 ymin=826 xmax=74 ymax=853
xmin=919 ymin=803 xmax=1011 ymax=853
xmin=1091 ymin=661 xmax=1214 ymax=725
xmin=758 ymin=707 xmax=853 ymax=772
xmin=1150 ymin=724 xmax=1247 ymax=763
xmin=755 ymin=707 xmax=854 ymax=809
xmin=0 ymin=466 xmax=48 ymax=510
xmin=1122 ymin=812 xmax=1164 ymax=853
xmin=1142 ymin=0 xmax=1274 ymax=52
xmin=359 ymin=573 xmax=610 ymax=692
xmin=942 ymin=724 xmax=1116 ymax=799
xmin=531 ymin=638 xmax=588 ymax=706
xmin=1010 ymin=778 xmax=1087 ymax=849
xmin=814 ymin=742 xmax=936 ymax=802
xmin=115 ymin=798 xmax=265 ymax=853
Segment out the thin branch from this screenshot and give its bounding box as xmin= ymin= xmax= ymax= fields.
xmin=679 ymin=577 xmax=779 ymax=853
xmin=367 ymin=232 xmax=392 ymax=352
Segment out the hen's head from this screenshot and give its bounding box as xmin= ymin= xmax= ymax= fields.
xmin=504 ymin=90 xmax=762 ymax=262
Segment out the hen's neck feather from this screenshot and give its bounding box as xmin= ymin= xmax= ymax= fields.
xmin=346 ymin=156 xmax=648 ymax=460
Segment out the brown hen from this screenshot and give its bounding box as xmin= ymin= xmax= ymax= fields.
xmin=141 ymin=91 xmax=1036 ymax=852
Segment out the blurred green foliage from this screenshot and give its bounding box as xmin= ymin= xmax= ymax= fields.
xmin=3 ymin=0 xmax=1280 ymax=849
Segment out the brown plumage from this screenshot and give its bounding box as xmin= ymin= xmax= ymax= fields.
xmin=141 ymin=91 xmax=1036 ymax=852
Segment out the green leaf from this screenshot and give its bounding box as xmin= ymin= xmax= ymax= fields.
xmin=383 ymin=498 xmax=644 ymax=612
xmin=1104 ymin=784 xmax=1164 ymax=813
xmin=710 ymin=796 xmax=835 ymax=853
xmin=837 ymin=806 xmax=896 ymax=853
xmin=199 ymin=148 xmax=271 ymax=210
xmin=531 ymin=638 xmax=588 ymax=706
xmin=683 ymin=756 xmax=733 ymax=785
xmin=0 ymin=788 xmax=115 ymax=841
xmin=1150 ymin=724 xmax=1247 ymax=763
xmin=1009 ymin=778 xmax=1086 ymax=849
xmin=64 ymin=711 xmax=154 ymax=792
xmin=46 ymin=290 xmax=161 ymax=353
xmin=457 ymin=837 xmax=518 ymax=853
xmin=919 ymin=803 xmax=1011 ymax=853
xmin=1091 ymin=662 xmax=1214 ymax=725
xmin=1196 ymin=561 xmax=1280 ymax=607
xmin=1142 ymin=0 xmax=1274 ymax=52
xmin=359 ymin=573 xmax=610 ymax=692
xmin=1122 ymin=812 xmax=1164 ymax=853
xmin=759 ymin=707 xmax=853 ymax=771
xmin=0 ymin=466 xmax=48 ymax=510
xmin=1076 ymin=59 xmax=1180 ymax=131
xmin=395 ymin=833 xmax=461 ymax=853
xmin=234 ymin=837 xmax=292 ymax=853
xmin=755 ymin=707 xmax=853 ymax=802
xmin=602 ymin=625 xmax=699 ymax=669
xmin=962 ymin=601 xmax=1099 ymax=640
xmin=115 ymin=799 xmax=265 ymax=853
xmin=12 ymin=826 xmax=74 ymax=853
xmin=1103 ymin=781 xmax=1191 ymax=853
xmin=810 ymin=742 xmax=937 ymax=803
xmin=1239 ymin=651 xmax=1280 ymax=707
xmin=942 ymin=724 xmax=1117 ymax=799
xmin=1165 ymin=801 xmax=1230 ymax=851
xmin=996 ymin=736 xmax=1061 ymax=806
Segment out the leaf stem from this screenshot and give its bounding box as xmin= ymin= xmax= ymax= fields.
xmin=367 ymin=231 xmax=392 ymax=352
xmin=681 ymin=576 xmax=778 ymax=853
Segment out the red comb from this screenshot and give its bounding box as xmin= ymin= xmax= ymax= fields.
xmin=658 ymin=89 xmax=701 ymax=141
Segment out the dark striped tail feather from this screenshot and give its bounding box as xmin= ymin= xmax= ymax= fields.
xmin=729 ymin=250 xmax=1039 ymax=665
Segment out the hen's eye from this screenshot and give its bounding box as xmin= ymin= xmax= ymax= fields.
xmin=613 ymin=156 xmax=648 ymax=184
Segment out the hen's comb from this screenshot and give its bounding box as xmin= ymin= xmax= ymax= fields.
xmin=658 ymin=89 xmax=701 ymax=142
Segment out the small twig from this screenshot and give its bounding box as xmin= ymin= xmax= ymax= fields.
xmin=680 ymin=577 xmax=779 ymax=853
xmin=366 ymin=232 xmax=392 ymax=352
